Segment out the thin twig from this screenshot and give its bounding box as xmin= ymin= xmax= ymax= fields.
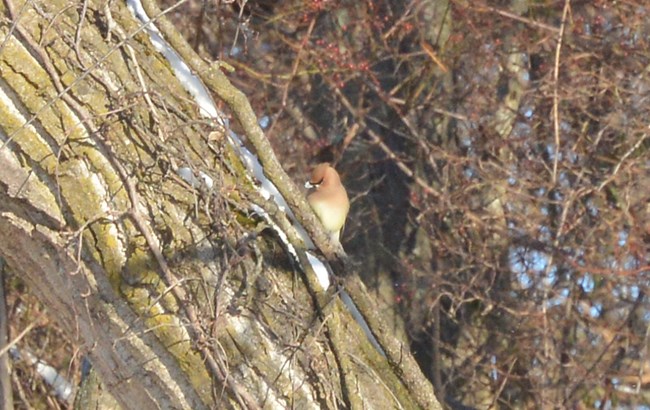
xmin=367 ymin=129 xmax=442 ymax=198
xmin=551 ymin=0 xmax=571 ymax=183
xmin=476 ymin=4 xmax=560 ymax=33
xmin=0 ymin=322 xmax=37 ymax=358
xmin=597 ymin=133 xmax=648 ymax=191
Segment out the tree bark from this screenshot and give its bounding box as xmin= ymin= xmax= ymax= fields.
xmin=0 ymin=0 xmax=440 ymax=408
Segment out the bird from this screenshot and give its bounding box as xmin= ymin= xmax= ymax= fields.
xmin=305 ymin=163 xmax=350 ymax=243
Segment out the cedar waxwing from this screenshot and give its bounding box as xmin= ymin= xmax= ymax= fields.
xmin=305 ymin=163 xmax=350 ymax=242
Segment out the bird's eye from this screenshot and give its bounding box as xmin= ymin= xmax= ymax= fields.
xmin=305 ymin=180 xmax=321 ymax=189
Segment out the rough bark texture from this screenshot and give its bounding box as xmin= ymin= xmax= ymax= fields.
xmin=0 ymin=262 xmax=13 ymax=409
xmin=0 ymin=0 xmax=439 ymax=408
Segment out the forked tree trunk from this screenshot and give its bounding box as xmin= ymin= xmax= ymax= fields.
xmin=0 ymin=0 xmax=440 ymax=408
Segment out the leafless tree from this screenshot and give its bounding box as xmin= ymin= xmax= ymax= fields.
xmin=0 ymin=0 xmax=440 ymax=408
xmin=170 ymin=0 xmax=648 ymax=408
xmin=3 ymin=0 xmax=650 ymax=408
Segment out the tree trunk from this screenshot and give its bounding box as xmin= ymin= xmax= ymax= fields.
xmin=0 ymin=0 xmax=439 ymax=408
